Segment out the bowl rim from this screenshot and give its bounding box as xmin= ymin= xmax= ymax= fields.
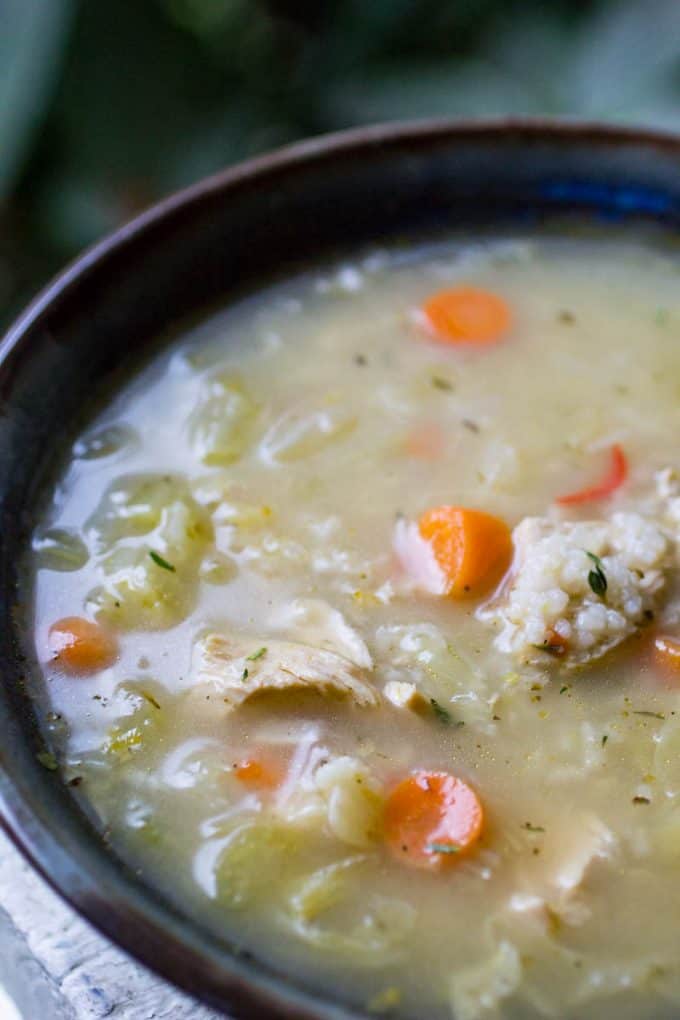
xmin=5 ymin=114 xmax=680 ymax=362
xmin=4 ymin=116 xmax=680 ymax=1020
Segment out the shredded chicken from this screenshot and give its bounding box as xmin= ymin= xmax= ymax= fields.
xmin=269 ymin=597 xmax=373 ymax=668
xmin=509 ymin=811 xmax=617 ymax=930
xmin=190 ymin=631 xmax=379 ymax=712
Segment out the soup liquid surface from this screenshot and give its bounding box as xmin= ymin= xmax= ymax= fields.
xmin=31 ymin=236 xmax=680 ymax=1019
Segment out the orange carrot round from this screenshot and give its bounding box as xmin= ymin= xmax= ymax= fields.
xmin=233 ymin=755 xmax=286 ymax=790
xmin=48 ymin=617 xmax=118 ymax=674
xmin=404 ymin=422 xmax=445 ymax=460
xmin=556 ymin=444 xmax=628 ymax=506
xmin=653 ymin=635 xmax=680 ymax=678
xmin=542 ymin=627 xmax=568 ymax=656
xmin=421 ymin=286 xmax=511 ymax=345
xmin=418 ymin=505 xmax=512 ymax=598
xmin=384 ymin=770 xmax=484 ymax=871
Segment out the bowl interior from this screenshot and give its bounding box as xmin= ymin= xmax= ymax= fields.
xmin=3 ymin=121 xmax=680 ymax=1019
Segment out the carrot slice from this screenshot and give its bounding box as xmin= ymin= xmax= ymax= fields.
xmin=384 ymin=770 xmax=484 ymax=871
xmin=653 ymin=635 xmax=680 ymax=679
xmin=234 ymin=755 xmax=285 ymax=790
xmin=539 ymin=627 xmax=568 ymax=657
xmin=421 ymin=287 xmax=511 ymax=345
xmin=404 ymin=422 xmax=445 ymax=460
xmin=48 ymin=616 xmax=118 ymax=674
xmin=418 ymin=505 xmax=512 ymax=598
xmin=556 ymin=444 xmax=628 ymax=506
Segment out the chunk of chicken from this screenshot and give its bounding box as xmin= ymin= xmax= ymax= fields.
xmin=275 ymin=750 xmax=384 ymax=848
xmin=506 ymin=811 xmax=617 ymax=932
xmin=269 ymin=597 xmax=373 ymax=668
xmin=190 ymin=631 xmax=380 ymax=712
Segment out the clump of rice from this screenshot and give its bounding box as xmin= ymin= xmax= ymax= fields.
xmin=479 ymin=511 xmax=671 ymax=665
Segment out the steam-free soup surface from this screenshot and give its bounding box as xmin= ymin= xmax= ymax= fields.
xmin=32 ymin=237 xmax=680 ymax=1019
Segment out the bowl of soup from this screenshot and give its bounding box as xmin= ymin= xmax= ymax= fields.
xmin=4 ymin=120 xmax=680 ymax=1020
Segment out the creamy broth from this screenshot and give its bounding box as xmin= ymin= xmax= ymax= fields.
xmin=31 ymin=236 xmax=680 ymax=1019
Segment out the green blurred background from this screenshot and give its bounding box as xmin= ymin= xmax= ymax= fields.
xmin=2 ymin=0 xmax=680 ymax=329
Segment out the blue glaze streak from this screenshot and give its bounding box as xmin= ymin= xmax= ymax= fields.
xmin=540 ymin=180 xmax=677 ymax=216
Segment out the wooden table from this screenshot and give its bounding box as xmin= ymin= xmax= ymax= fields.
xmin=0 ymin=829 xmax=222 ymax=1019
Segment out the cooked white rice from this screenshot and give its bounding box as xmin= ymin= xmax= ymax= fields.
xmin=479 ymin=507 xmax=672 ymax=666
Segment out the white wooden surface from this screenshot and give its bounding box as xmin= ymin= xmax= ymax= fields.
xmin=0 ymin=828 xmax=224 ymax=1020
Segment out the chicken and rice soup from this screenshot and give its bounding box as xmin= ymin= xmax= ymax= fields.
xmin=31 ymin=235 xmax=680 ymax=1019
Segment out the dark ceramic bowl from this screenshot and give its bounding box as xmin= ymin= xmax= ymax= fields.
xmin=3 ymin=119 xmax=680 ymax=1020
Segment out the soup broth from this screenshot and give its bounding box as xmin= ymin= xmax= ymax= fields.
xmin=31 ymin=236 xmax=680 ymax=1019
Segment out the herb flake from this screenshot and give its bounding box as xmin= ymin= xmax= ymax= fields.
xmin=427 ymin=842 xmax=460 ymax=855
xmin=531 ymin=641 xmax=563 ymax=657
xmin=242 ymin=667 xmax=249 ymax=681
xmin=247 ymin=646 xmax=267 ymax=661
xmin=523 ymin=822 xmax=545 ymax=834
xmin=149 ymin=550 xmax=176 ymax=572
xmin=586 ymin=551 xmax=607 ymax=597
xmin=430 ymin=698 xmax=452 ymax=725
xmin=141 ymin=691 xmax=161 ymax=710
xmin=632 ymin=710 xmax=665 ymax=720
